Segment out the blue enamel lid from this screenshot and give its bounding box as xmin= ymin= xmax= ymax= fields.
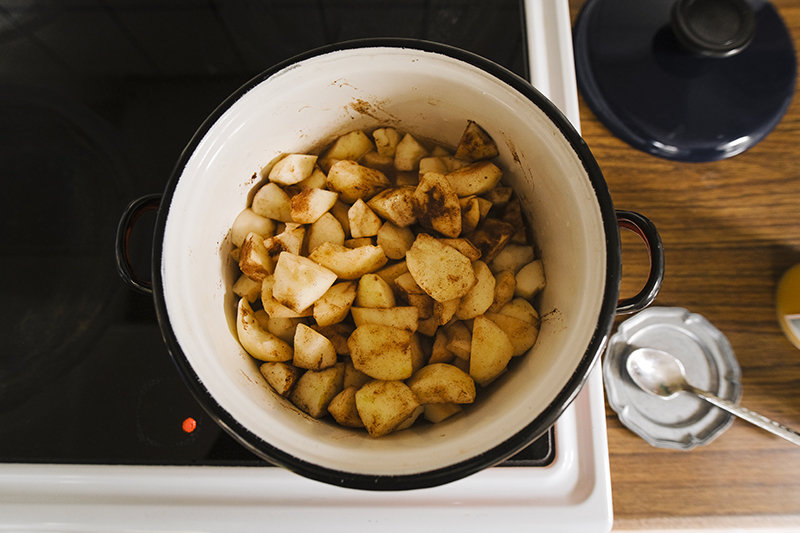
xmin=574 ymin=0 xmax=796 ymax=162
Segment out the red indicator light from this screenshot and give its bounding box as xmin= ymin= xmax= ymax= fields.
xmin=182 ymin=417 xmax=197 ymax=433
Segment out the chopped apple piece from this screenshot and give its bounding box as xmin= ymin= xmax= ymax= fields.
xmin=261 ymin=275 xmax=312 ymax=318
xmin=269 ymin=154 xmax=318 ymax=185
xmin=236 ymin=298 xmax=293 ymax=362
xmin=271 ymin=252 xmax=338 ymax=314
xmin=298 ymin=166 xmax=328 ymax=189
xmin=376 ymin=221 xmax=415 ymax=260
xmin=418 ymin=156 xmax=448 ymax=176
xmin=481 ymin=186 xmax=513 ymax=207
xmin=313 ymin=281 xmax=357 ymax=327
xmin=455 ymin=260 xmax=496 ymax=320
xmin=395 ymin=404 xmax=425 ymax=431
xmin=470 ymin=315 xmax=514 ymax=386
xmin=393 ymin=272 xmax=433 ymax=319
xmin=454 ymin=120 xmax=500 ymax=161
xmin=290 ymin=186 xmax=338 ymax=224
xmin=423 ymin=402 xmax=463 ymax=423
xmin=311 ymin=323 xmax=354 ymax=356
xmin=515 ymin=259 xmax=546 ymax=299
xmin=344 ymin=237 xmax=374 ymax=248
xmin=484 ymin=312 xmax=539 ymax=357
xmin=343 ymin=358 xmax=372 ymax=389
xmin=308 ymin=242 xmax=388 ymax=280
xmin=232 ymin=273 xmax=262 ymax=302
xmin=293 ymin=323 xmax=338 ymax=371
xmin=263 ymin=224 xmax=305 ymax=260
xmin=259 ymin=361 xmax=302 ymax=397
xmin=498 ymin=297 xmax=541 ymax=324
xmin=239 ymin=232 xmax=274 ymax=282
xmin=488 ymin=270 xmax=516 ymax=312
xmin=489 ymin=244 xmax=535 ymax=274
xmin=444 ymin=320 xmax=472 ymax=360
xmin=414 ymin=171 xmax=462 ymax=238
xmin=306 ymin=212 xmax=345 ymax=253
xmin=405 ymin=233 xmax=476 ymax=302
xmin=251 ymin=182 xmax=293 ymax=222
xmin=289 ymin=362 xmax=345 ymax=419
xmin=350 ymin=306 xmax=419 ymax=332
xmin=359 ymin=151 xmax=395 ymax=174
xmin=394 ymin=133 xmax=429 ymax=171
xmin=348 ymin=199 xmax=382 ymax=238
xmin=373 ymin=127 xmax=402 ymax=156
xmin=266 ymin=316 xmax=305 ymax=344
xmin=407 ymin=363 xmax=476 ymax=404
xmin=323 ymin=130 xmax=375 ymax=161
xmin=356 ymin=273 xmax=396 ymax=308
xmin=231 ymin=208 xmax=275 ymax=248
xmin=328 ymin=386 xmax=364 ymax=428
xmin=329 ymin=200 xmax=352 ymax=236
xmin=374 ymin=260 xmax=409 ymax=287
xmin=326 ymin=160 xmax=390 ymax=203
xmin=446 ymin=161 xmax=503 ymax=197
xmin=460 ymin=196 xmax=482 ymax=234
xmin=348 ymin=324 xmax=414 ymax=380
xmin=433 ymin=297 xmax=459 ymax=325
xmin=437 ymin=238 xmax=482 ymax=261
xmin=428 ymin=329 xmax=455 ymax=364
xmin=367 ymin=187 xmax=417 ymax=228
xmin=355 ymin=380 xmax=420 ymax=437
xmin=468 ymin=218 xmax=516 ymax=263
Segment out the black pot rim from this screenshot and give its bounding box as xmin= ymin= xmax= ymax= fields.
xmin=151 ymin=37 xmax=621 ymax=491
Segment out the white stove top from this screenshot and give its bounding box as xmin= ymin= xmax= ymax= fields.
xmin=0 ymin=2 xmax=613 ymax=531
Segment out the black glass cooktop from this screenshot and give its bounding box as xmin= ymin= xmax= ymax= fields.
xmin=0 ymin=0 xmax=552 ymax=467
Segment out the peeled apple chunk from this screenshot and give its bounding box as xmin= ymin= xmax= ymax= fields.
xmin=484 ymin=312 xmax=539 ymax=357
xmin=454 ymin=120 xmax=500 ymax=161
xmin=307 ymin=242 xmax=388 ymax=280
xmin=469 ymin=315 xmax=514 ymax=386
xmin=406 ymin=363 xmax=476 ymax=404
xmin=405 ymin=233 xmax=476 ymax=302
xmin=293 ymin=323 xmax=338 ymax=371
xmin=455 ymin=260 xmax=496 ymax=320
xmin=259 ymin=362 xmax=301 ymax=397
xmin=271 ymin=252 xmax=337 ymax=314
xmin=289 ymin=362 xmax=345 ymax=419
xmin=347 ymin=324 xmax=414 ymax=380
xmin=236 ymin=298 xmax=293 ymax=362
xmin=268 ymin=153 xmax=318 ymax=185
xmin=289 ymin=186 xmax=338 ymax=224
xmin=326 ymin=160 xmax=390 ymax=203
xmin=231 ymin=208 xmax=275 ymax=248
xmin=413 ymin=171 xmax=462 ymax=238
xmin=328 ymin=386 xmax=364 ymax=428
xmin=515 ymin=259 xmax=546 ymax=299
xmin=355 ymin=380 xmax=421 ymax=437
xmin=445 ymin=161 xmax=503 ymax=197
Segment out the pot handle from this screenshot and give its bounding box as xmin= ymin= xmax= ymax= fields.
xmin=615 ymin=210 xmax=664 ymax=315
xmin=115 ymin=194 xmax=161 ymax=295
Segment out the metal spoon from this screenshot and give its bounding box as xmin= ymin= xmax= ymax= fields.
xmin=626 ymin=347 xmax=800 ymax=446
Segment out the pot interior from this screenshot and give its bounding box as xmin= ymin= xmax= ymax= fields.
xmin=159 ymin=45 xmax=609 ymax=479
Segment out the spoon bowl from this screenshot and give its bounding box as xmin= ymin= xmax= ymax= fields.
xmin=626 ymin=347 xmax=691 ymax=399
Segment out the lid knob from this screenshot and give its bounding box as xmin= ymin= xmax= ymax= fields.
xmin=671 ymin=0 xmax=756 ymax=57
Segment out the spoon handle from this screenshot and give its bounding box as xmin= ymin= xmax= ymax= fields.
xmin=692 ymin=389 xmax=800 ymax=446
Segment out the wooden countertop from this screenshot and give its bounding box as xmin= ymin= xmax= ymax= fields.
xmin=567 ymin=0 xmax=800 ymax=528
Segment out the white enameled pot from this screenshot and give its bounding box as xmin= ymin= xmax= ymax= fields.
xmin=117 ymin=39 xmax=663 ymax=490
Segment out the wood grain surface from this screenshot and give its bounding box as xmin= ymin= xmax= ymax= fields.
xmin=567 ymin=0 xmax=800 ymax=528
